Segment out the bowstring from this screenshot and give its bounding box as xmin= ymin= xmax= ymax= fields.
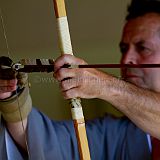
xmin=0 ymin=9 xmax=11 ymax=58
xmin=0 ymin=8 xmax=30 ymax=159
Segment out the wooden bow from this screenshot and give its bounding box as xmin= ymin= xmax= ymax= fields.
xmin=53 ymin=0 xmax=91 ymax=159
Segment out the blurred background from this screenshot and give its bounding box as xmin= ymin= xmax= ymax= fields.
xmin=0 ymin=0 xmax=130 ymax=120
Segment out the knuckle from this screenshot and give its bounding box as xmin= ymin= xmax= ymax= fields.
xmin=62 ymin=91 xmax=70 ymax=100
xmin=81 ymin=59 xmax=87 ymax=65
xmin=56 ymin=69 xmax=66 ymax=81
xmin=61 ymin=81 xmax=67 ymax=90
xmin=80 ymin=69 xmax=88 ymax=76
xmin=58 ymin=69 xmax=64 ymax=77
xmin=77 ymin=58 xmax=87 ymax=65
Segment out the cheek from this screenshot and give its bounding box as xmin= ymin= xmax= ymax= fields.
xmin=143 ymin=69 xmax=160 ymax=91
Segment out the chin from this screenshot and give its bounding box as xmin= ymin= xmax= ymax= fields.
xmin=125 ymin=78 xmax=145 ymax=88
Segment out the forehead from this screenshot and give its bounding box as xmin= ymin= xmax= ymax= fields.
xmin=122 ymin=13 xmax=160 ymax=41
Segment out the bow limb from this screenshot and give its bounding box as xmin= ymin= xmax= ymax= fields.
xmin=53 ymin=1 xmax=91 ymax=159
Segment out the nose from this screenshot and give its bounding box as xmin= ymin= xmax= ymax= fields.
xmin=121 ymin=48 xmax=137 ymax=65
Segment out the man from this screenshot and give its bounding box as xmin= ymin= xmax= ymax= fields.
xmin=0 ymin=0 xmax=159 ymax=159
xmin=55 ymin=0 xmax=160 ymax=138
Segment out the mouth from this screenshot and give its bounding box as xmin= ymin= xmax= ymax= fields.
xmin=123 ymin=73 xmax=141 ymax=81
xmin=125 ymin=74 xmax=139 ymax=78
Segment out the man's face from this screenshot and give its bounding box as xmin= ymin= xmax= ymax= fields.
xmin=120 ymin=13 xmax=160 ymax=92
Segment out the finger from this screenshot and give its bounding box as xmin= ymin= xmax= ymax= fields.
xmin=54 ymin=54 xmax=87 ymax=72
xmin=62 ymin=88 xmax=80 ymax=99
xmin=0 ymin=92 xmax=12 ymax=100
xmin=60 ymin=78 xmax=79 ymax=91
xmin=0 ymin=79 xmax=17 ymax=87
xmin=0 ymin=86 xmax=17 ymax=93
xmin=55 ymin=68 xmax=76 ymax=81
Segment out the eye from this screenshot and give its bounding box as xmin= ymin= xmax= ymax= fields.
xmin=136 ymin=44 xmax=151 ymax=54
xmin=119 ymin=43 xmax=129 ymax=55
xmin=135 ymin=41 xmax=152 ymax=55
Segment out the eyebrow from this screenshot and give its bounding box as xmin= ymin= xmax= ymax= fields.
xmin=119 ymin=40 xmax=146 ymax=47
xmin=135 ymin=40 xmax=145 ymax=46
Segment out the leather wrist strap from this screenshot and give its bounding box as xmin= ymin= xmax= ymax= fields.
xmin=0 ymin=87 xmax=32 ymax=122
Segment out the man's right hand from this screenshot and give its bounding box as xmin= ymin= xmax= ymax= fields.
xmin=0 ymin=78 xmax=17 ymax=99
